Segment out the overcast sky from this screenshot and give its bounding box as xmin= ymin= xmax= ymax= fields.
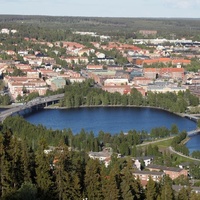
xmin=0 ymin=0 xmax=200 ymax=18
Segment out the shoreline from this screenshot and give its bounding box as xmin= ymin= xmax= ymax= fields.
xmin=44 ymin=104 xmax=190 ymax=119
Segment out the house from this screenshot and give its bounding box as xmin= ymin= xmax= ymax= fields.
xmin=132 ymin=156 xmax=154 ymax=170
xmin=139 ymin=30 xmax=157 ymax=36
xmin=96 ymin=52 xmax=105 ymax=59
xmin=172 ymin=185 xmax=200 ymax=194
xmin=0 ymin=28 xmax=10 ymax=34
xmin=104 ymin=78 xmax=129 ymax=86
xmin=89 ymin=147 xmax=112 ymax=167
xmin=133 ymin=170 xmax=164 ymax=186
xmin=143 ymin=67 xmax=185 ymax=80
xmin=147 ymin=85 xmax=186 ymax=94
xmin=46 ymin=77 xmax=66 ymax=91
xmin=5 ymin=76 xmax=48 ymax=99
xmin=146 ymin=164 xmax=188 ymax=180
xmin=86 ymin=64 xmax=103 ymax=70
xmin=133 ymin=77 xmax=153 ymax=85
xmin=102 ymin=85 xmax=131 ymax=95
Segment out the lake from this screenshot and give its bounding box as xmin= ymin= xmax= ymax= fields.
xmin=1 ymin=106 xmax=198 ymax=152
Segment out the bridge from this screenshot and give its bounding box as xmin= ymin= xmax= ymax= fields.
xmin=187 ymin=128 xmax=200 ymax=137
xmin=0 ymin=93 xmax=64 ymax=122
xmin=182 ymin=114 xmax=200 ymax=122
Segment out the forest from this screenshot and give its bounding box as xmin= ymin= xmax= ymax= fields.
xmin=1 ymin=116 xmax=200 ymax=200
xmin=1 ymin=15 xmax=200 ymax=40
xmin=59 ymin=79 xmax=199 ymax=114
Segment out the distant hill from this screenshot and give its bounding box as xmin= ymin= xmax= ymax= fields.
xmin=0 ymin=15 xmax=200 ymax=38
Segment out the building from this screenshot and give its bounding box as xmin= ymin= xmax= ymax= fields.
xmin=146 ymin=164 xmax=188 ymax=180
xmin=143 ymin=67 xmax=185 ymax=80
xmin=104 ymin=78 xmax=129 ymax=86
xmin=102 ymin=85 xmax=131 ymax=95
xmin=46 ymin=77 xmax=66 ymax=91
xmin=139 ymin=30 xmax=157 ymax=36
xmin=86 ymin=64 xmax=103 ymax=70
xmin=133 ymin=170 xmax=164 ymax=186
xmin=132 ymin=156 xmax=154 ymax=170
xmin=88 ymin=147 xmax=112 ymax=167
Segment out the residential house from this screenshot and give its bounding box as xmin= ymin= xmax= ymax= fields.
xmin=5 ymin=76 xmax=48 ymax=99
xmin=133 ymin=170 xmax=164 ymax=186
xmin=139 ymin=30 xmax=157 ymax=36
xmin=96 ymin=52 xmax=106 ymax=59
xmin=132 ymin=156 xmax=154 ymax=170
xmin=172 ymin=185 xmax=200 ymax=194
xmin=104 ymin=78 xmax=129 ymax=86
xmin=89 ymin=147 xmax=112 ymax=167
xmin=46 ymin=77 xmax=66 ymax=91
xmin=102 ymin=85 xmax=131 ymax=95
xmin=86 ymin=64 xmax=104 ymax=70
xmin=146 ymin=164 xmax=188 ymax=180
xmin=133 ymin=77 xmax=153 ymax=85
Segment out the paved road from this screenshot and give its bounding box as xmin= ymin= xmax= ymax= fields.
xmin=137 ymin=137 xmax=200 ymax=161
xmin=168 ymin=146 xmax=200 ymax=162
xmin=136 ymin=136 xmax=175 ymax=147
xmin=0 ymin=93 xmax=64 ymax=121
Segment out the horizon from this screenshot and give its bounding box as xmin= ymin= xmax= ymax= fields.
xmin=0 ymin=14 xmax=200 ymax=20
xmin=1 ymin=0 xmax=200 ymax=18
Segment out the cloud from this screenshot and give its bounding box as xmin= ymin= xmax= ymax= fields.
xmin=163 ymin=0 xmax=200 ymax=8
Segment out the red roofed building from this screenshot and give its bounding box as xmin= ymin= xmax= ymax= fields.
xmin=86 ymin=64 xmax=103 ymax=70
xmin=143 ymin=67 xmax=185 ymax=80
xmin=146 ymin=164 xmax=188 ymax=180
xmin=102 ymin=85 xmax=131 ymax=95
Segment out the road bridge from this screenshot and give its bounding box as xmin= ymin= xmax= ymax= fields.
xmin=182 ymin=114 xmax=199 ymax=122
xmin=0 ymin=93 xmax=64 ymax=122
xmin=187 ymin=128 xmax=200 ymax=137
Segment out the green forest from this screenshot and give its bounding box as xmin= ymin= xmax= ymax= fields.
xmin=0 ymin=116 xmax=200 ymax=200
xmin=1 ymin=15 xmax=200 ymax=40
xmin=58 ymin=79 xmax=199 ymax=114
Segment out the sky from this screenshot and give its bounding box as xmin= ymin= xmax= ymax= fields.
xmin=0 ymin=0 xmax=200 ymax=18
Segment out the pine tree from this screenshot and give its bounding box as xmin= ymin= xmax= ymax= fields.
xmin=0 ymin=129 xmax=16 ymax=197
xmin=35 ymin=140 xmax=54 ymax=199
xmin=120 ymin=159 xmax=142 ymax=200
xmin=101 ymin=166 xmax=119 ymax=200
xmin=177 ymin=187 xmax=191 ymax=200
xmin=84 ymin=159 xmax=102 ymax=200
xmin=10 ymin=137 xmax=24 ymax=191
xmin=20 ymin=140 xmax=33 ymax=183
xmin=145 ymin=176 xmax=158 ymax=200
xmin=54 ymin=143 xmax=81 ymax=200
xmin=159 ymin=182 xmax=174 ymax=200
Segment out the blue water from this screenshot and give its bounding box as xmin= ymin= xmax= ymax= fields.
xmin=186 ymin=135 xmax=200 ymax=152
xmin=2 ymin=107 xmax=199 ymax=151
xmin=24 ymin=107 xmax=196 ymax=134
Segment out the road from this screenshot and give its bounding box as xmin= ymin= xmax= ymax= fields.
xmin=0 ymin=93 xmax=64 ymax=121
xmin=136 ymin=136 xmax=175 ymax=147
xmin=168 ymin=146 xmax=200 ymax=162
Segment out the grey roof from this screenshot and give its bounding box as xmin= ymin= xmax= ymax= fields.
xmin=147 ymin=164 xmax=183 ymax=172
xmin=133 ymin=170 xmax=164 ymax=176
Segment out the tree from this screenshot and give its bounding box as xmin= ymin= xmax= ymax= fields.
xmin=35 ymin=140 xmax=54 ymax=199
xmin=0 ymin=129 xmax=17 ymax=198
xmin=16 ymin=182 xmax=37 ymax=200
xmin=101 ymin=166 xmax=120 ymax=200
xmin=145 ymin=176 xmax=158 ymax=200
xmin=120 ymin=159 xmax=142 ymax=200
xmin=170 ymin=124 xmax=179 ymax=135
xmin=177 ymin=187 xmax=191 ymax=200
xmin=54 ymin=143 xmax=81 ymax=200
xmin=84 ymin=159 xmax=102 ymax=200
xmin=159 ymin=182 xmax=174 ymax=200
xmin=197 ymin=119 xmax=200 ymax=129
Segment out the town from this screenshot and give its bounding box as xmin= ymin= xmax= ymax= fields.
xmin=0 ymin=16 xmax=200 ymax=200
xmin=0 ymin=28 xmax=200 ymax=103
